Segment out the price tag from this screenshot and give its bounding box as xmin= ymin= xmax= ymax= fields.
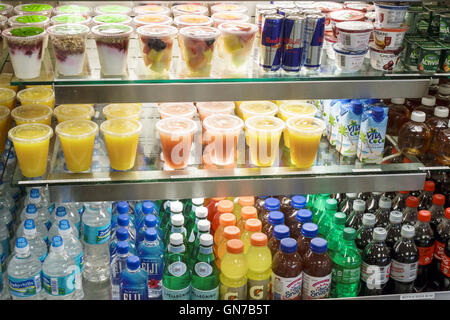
xmin=352 ymin=168 xmax=382 ymax=173
xmin=400 ymin=292 xmax=435 ymax=300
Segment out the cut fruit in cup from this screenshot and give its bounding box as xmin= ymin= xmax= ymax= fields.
xmin=157 ymin=102 xmax=196 ymax=119
xmin=133 ymin=14 xmax=173 ymax=28
xmin=174 ymin=14 xmax=213 ymax=28
xmin=172 ymin=4 xmax=209 ymax=17
xmin=133 ymin=5 xmax=171 ymax=16
xmin=211 ymin=12 xmax=250 ymax=27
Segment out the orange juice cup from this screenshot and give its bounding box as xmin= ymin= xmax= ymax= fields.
xmin=17 ymin=86 xmax=55 ymax=109
xmin=239 ymin=101 xmax=278 ymax=121
xmin=286 ymin=117 xmax=325 ymax=169
xmin=279 ymin=101 xmax=317 ymax=148
xmin=53 ymin=104 xmax=95 ymax=123
xmin=157 ymin=102 xmax=196 ymax=119
xmin=8 ymin=123 xmax=53 ymax=178
xmin=203 ymin=114 xmax=243 ymax=166
xmin=56 ymin=120 xmax=98 ymax=172
xmin=100 ymin=119 xmax=142 ymax=171
xmin=103 ymin=103 xmax=143 ymax=121
xmin=196 ymin=101 xmax=235 ymax=122
xmin=156 ymin=117 xmax=197 ymax=169
xmin=11 ymin=104 xmax=53 ymax=126
xmin=0 ymin=88 xmax=17 ymax=110
xmin=0 ymin=106 xmax=10 ymax=154
xmin=245 ymin=116 xmax=285 ymax=167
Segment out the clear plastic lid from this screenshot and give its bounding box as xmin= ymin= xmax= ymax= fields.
xmin=245 ymin=115 xmax=285 ymax=133
xmin=53 ymin=104 xmax=95 ymax=121
xmin=211 ymin=3 xmax=248 ymax=14
xmin=196 ymin=101 xmax=235 ymax=114
xmin=11 ymin=104 xmax=52 ymax=123
xmin=8 ymin=15 xmax=50 ymax=28
xmin=218 ymin=22 xmax=257 ymax=34
xmin=158 ymin=102 xmax=196 ymax=119
xmin=133 ymin=14 xmax=173 ymax=27
xmin=2 ymin=26 xmax=46 ymax=40
xmin=103 ymin=103 xmax=143 ymax=120
xmin=93 ymin=14 xmax=132 ymax=25
xmin=155 ymin=117 xmax=197 ymax=135
xmin=100 ymin=118 xmax=142 ymax=137
xmin=136 ymin=24 xmax=177 ymax=38
xmin=17 ymin=86 xmax=53 ymax=102
xmin=133 ymin=5 xmax=171 ymax=16
xmin=279 ymin=101 xmax=317 ymax=118
xmin=51 ymin=14 xmax=91 ymax=26
xmin=203 ymin=114 xmax=243 ymax=133
xmin=47 ymin=24 xmax=90 ymax=37
xmin=179 ymin=25 xmax=220 ymax=39
xmin=172 ymin=4 xmax=209 ymax=16
xmin=0 ymin=87 xmax=16 ymax=103
xmin=55 ymin=120 xmax=98 ymax=139
xmin=240 ymin=101 xmax=278 ymax=117
xmin=14 ymin=4 xmax=53 ymax=17
xmin=91 ymin=23 xmax=133 ymax=38
xmin=174 ymin=14 xmax=213 ymax=28
xmin=329 ymin=9 xmax=365 ymax=22
xmin=94 ymin=5 xmax=132 ymax=16
xmin=286 ymin=116 xmax=326 ymax=135
xmin=212 ymin=12 xmax=250 ymax=25
xmin=8 ymin=123 xmax=53 ymax=143
xmin=54 ymin=5 xmax=91 ymax=16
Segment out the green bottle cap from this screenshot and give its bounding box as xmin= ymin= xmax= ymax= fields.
xmin=320 ymin=193 xmax=331 ymax=198
xmin=343 ymin=227 xmax=356 ymax=240
xmin=325 ymin=199 xmax=338 ymax=210
xmin=333 ymin=212 xmax=346 ymax=225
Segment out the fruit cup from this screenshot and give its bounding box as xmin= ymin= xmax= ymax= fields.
xmin=56 ymin=120 xmax=98 ymax=172
xmin=53 ymin=104 xmax=95 ymax=123
xmin=17 ymin=86 xmax=55 ymax=109
xmin=133 ymin=14 xmax=173 ymax=28
xmin=211 ymin=3 xmax=249 ymax=15
xmin=157 ymin=102 xmax=196 ymax=119
xmin=8 ymin=123 xmax=53 ymax=178
xmin=53 ymin=4 xmax=91 ymax=17
xmin=211 ymin=12 xmax=250 ymax=28
xmin=278 ymin=101 xmax=317 ymax=148
xmin=92 ymin=14 xmax=132 ymax=26
xmin=0 ymin=106 xmax=10 ymax=154
xmin=133 ymin=5 xmax=171 ymax=16
xmin=174 ymin=15 xmax=213 ymax=29
xmin=0 ymin=88 xmax=16 ymax=111
xmin=11 ymin=104 xmax=53 ymax=126
xmin=196 ymin=101 xmax=235 ymax=122
xmin=156 ymin=117 xmax=197 ymax=169
xmin=136 ymin=25 xmax=178 ymax=75
xmin=94 ymin=5 xmax=132 ymax=16
xmin=103 ymin=103 xmax=143 ymax=121
xmin=172 ymin=4 xmax=209 ymax=17
xmin=100 ymin=119 xmax=142 ymax=171
xmin=51 ymin=14 xmax=91 ymax=26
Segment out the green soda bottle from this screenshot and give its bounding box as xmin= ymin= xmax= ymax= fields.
xmin=306 ymin=194 xmax=316 ymax=209
xmin=189 ymin=220 xmax=211 ymax=269
xmin=162 ymin=201 xmax=183 ymax=233
xmin=190 ymin=234 xmax=219 ymax=300
xmin=164 ymin=214 xmax=187 ymax=248
xmin=317 ymin=199 xmax=338 ymax=237
xmin=162 ymin=233 xmax=191 ymax=300
xmin=326 ymin=212 xmax=347 ymax=258
xmin=330 ymin=227 xmax=361 ymax=298
xmin=182 ymin=199 xmax=192 ymax=220
xmin=312 ymin=194 xmax=331 ymax=224
xmin=186 ymin=198 xmax=205 ymax=245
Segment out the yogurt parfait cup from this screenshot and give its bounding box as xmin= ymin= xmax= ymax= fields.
xmin=11 ymin=104 xmax=53 ymax=126
xmin=54 ymin=5 xmax=92 ymax=18
xmin=0 ymin=4 xmax=13 ymax=17
xmin=335 ymin=21 xmax=373 ymax=51
xmin=374 ymin=2 xmax=409 ymax=28
xmin=211 ymin=12 xmax=250 ymax=27
xmin=17 ymin=86 xmax=55 ymax=109
xmin=211 ymin=3 xmax=248 ymax=15
xmin=92 ymin=14 xmax=133 ymax=26
xmin=91 ymin=24 xmax=133 ymax=76
xmin=373 ymin=24 xmax=408 ymax=51
xmin=158 ymin=102 xmax=197 ymax=119
xmin=103 ymin=103 xmax=143 ymax=121
xmin=51 ymin=14 xmax=91 ymax=26
xmin=54 ymin=104 xmax=95 ymax=123
xmin=0 ymin=105 xmax=10 ymax=154
xmin=47 ymin=24 xmax=90 ymax=76
xmin=172 ymin=4 xmax=209 ymax=17
xmin=279 ymin=101 xmax=317 ymax=148
xmin=8 ymin=123 xmax=53 ymax=178
xmin=133 ymin=14 xmax=173 ymax=28
xmin=14 ymin=4 xmax=53 ymax=17
xmin=94 ymin=5 xmax=132 ymax=17
xmin=174 ymin=15 xmax=213 ymax=29
xmin=3 ymin=26 xmax=46 ymax=79
xmin=196 ymin=101 xmax=235 ymax=122
xmin=333 ymin=43 xmax=367 ymax=72
xmin=0 ymin=87 xmax=16 ymax=110
xmin=8 ymin=15 xmax=50 ymax=28
xmin=133 ymin=5 xmax=171 ymax=17
xmin=137 ymin=25 xmax=177 ymax=75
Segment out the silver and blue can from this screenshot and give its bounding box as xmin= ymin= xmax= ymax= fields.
xmin=282 ymin=15 xmax=305 ymax=72
xmin=256 ymin=8 xmax=277 ymax=36
xmin=278 ymin=7 xmax=300 ymax=16
xmin=303 ymin=14 xmax=325 ymax=69
xmin=260 ymin=14 xmax=284 ymax=72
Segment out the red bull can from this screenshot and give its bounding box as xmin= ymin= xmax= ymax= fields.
xmin=303 ymin=14 xmax=326 ymax=69
xmin=260 ymin=14 xmax=284 ymax=72
xmin=256 ymin=7 xmax=277 ymax=36
xmin=282 ymin=15 xmax=305 ymax=72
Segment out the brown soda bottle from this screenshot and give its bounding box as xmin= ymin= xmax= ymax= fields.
xmin=428 ymin=79 xmax=440 ymax=96
xmin=366 ymin=192 xmax=383 ymax=214
xmin=289 ymin=209 xmax=312 ymax=240
xmin=418 ymin=181 xmax=435 ymax=211
xmin=339 ymin=193 xmax=357 ymax=215
xmin=426 ymin=106 xmax=449 ymax=155
xmin=405 ymin=97 xmax=421 ymax=112
xmin=260 ymin=198 xmax=280 ymax=230
xmin=332 ymin=193 xmax=346 ymax=208
xmin=357 ymin=192 xmax=371 ymax=207
xmin=386 ymin=211 xmax=403 ymax=250
xmin=355 ymin=213 xmax=376 ymax=254
xmin=436 ymin=84 xmax=450 ymax=108
xmin=382 ymin=192 xmax=397 ymax=201
xmin=436 ymin=126 xmax=450 ymax=165
xmin=414 ymin=210 xmax=435 ymax=291
xmin=297 ymin=222 xmax=319 ymax=262
xmin=387 ymin=98 xmax=411 ymax=136
xmin=414 ymin=96 xmax=437 ymax=119
xmin=398 ymin=111 xmax=432 ymax=157
xmin=254 ymin=196 xmax=268 ymax=220
xmin=268 ymin=224 xmax=290 ymax=257
xmin=301 ymin=238 xmax=333 ymax=300
xmin=433 ymin=208 xmax=450 ymax=279
xmin=402 ymin=196 xmax=419 ymax=226
xmin=374 ymin=196 xmax=392 ymax=228
xmin=345 ymin=199 xmax=366 ymax=231
xmin=279 ymin=195 xmax=292 ymax=216
xmin=392 ymin=191 xmax=409 ymax=211
xmin=261 ymin=211 xmax=284 ymax=239
xmin=285 ymin=195 xmax=307 ymax=231
xmin=429 ymin=194 xmax=446 ymax=232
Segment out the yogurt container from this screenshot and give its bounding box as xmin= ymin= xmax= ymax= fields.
xmin=345 ymin=2 xmax=371 ymax=12
xmin=369 ymin=42 xmax=403 ymax=71
xmin=373 ymin=24 xmax=407 ymax=50
xmin=94 ymin=5 xmax=132 ymax=17
xmin=51 ymin=14 xmax=91 ymax=26
xmin=325 ymin=34 xmax=338 ymax=60
xmin=174 ymin=15 xmax=213 ymax=28
xmin=14 ymin=4 xmax=53 ymax=17
xmin=329 ymin=10 xmax=365 ymax=36
xmin=133 ymin=5 xmax=171 ymax=16
xmin=54 ymin=5 xmax=91 ymax=17
xmin=333 ymin=43 xmax=367 ymax=72
xmin=374 ymin=2 xmax=409 ymax=28
xmin=92 ymin=14 xmax=133 ymax=26
xmin=9 ymin=15 xmax=50 ymax=28
xmin=335 ymin=21 xmax=373 ymax=51
xmin=133 ymin=14 xmax=173 ymax=28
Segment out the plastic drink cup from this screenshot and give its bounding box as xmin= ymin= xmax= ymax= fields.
xmin=103 ymin=103 xmax=143 ymax=121
xmin=157 ymin=102 xmax=196 ymax=119
xmin=156 ymin=117 xmax=197 ymax=169
xmin=245 ymin=116 xmax=285 ymax=167
xmin=11 ymin=104 xmax=53 ymax=126
xmin=53 ymin=104 xmax=95 ymax=123
xmin=174 ymin=15 xmax=213 ymax=28
xmin=239 ymin=101 xmax=278 ymax=121
xmin=196 ymin=101 xmax=235 ymax=122
xmin=211 ymin=12 xmax=250 ymax=27
xmin=0 ymin=106 xmax=10 ymax=153
xmin=17 ymin=86 xmax=55 ymax=109
xmin=0 ymin=88 xmax=16 ymax=110
xmin=211 ymin=3 xmax=248 ymax=15
xmin=203 ymin=114 xmax=243 ymax=166
xmin=54 ymin=4 xmax=91 ymax=17
xmin=286 ymin=117 xmax=325 ymax=168
xmin=172 ymin=4 xmax=209 ymax=17
xmin=56 ymin=120 xmax=98 ymax=172
xmin=8 ymin=123 xmax=53 ymax=178
xmin=279 ymin=101 xmax=317 ymax=148
xmin=100 ymin=119 xmax=142 ymax=171
xmin=133 ymin=14 xmax=173 ymax=28
xmin=8 ymin=15 xmax=50 ymax=28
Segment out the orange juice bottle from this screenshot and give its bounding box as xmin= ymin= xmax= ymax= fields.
xmin=212 ymin=200 xmax=234 ymax=234
xmin=237 ymin=206 xmax=257 ymax=234
xmin=241 ymin=218 xmax=262 ymax=254
xmin=206 ymin=197 xmax=226 ymax=222
xmin=214 ymin=213 xmax=236 ymax=254
xmin=217 ymin=226 xmax=241 ymax=269
xmin=233 ymin=197 xmax=255 ymax=222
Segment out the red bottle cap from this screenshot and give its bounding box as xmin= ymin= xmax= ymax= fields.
xmin=406 ymin=196 xmax=419 ymax=208
xmin=432 ymin=194 xmax=446 ymax=206
xmin=399 ymin=191 xmax=409 ymax=194
xmin=418 ymin=210 xmax=431 ymax=222
xmin=445 ymin=208 xmax=450 ymax=220
xmin=424 ymin=181 xmax=435 ymax=192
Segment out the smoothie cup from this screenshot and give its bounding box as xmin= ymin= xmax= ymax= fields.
xmin=211 ymin=12 xmax=250 ymax=28
xmin=0 ymin=88 xmax=17 ymax=110
xmin=56 ymin=120 xmax=99 ymax=172
xmin=133 ymin=14 xmax=173 ymax=28
xmin=54 ymin=5 xmax=92 ymax=17
xmin=92 ymin=14 xmax=132 ymax=26
xmin=8 ymin=15 xmax=50 ymax=28
xmin=11 ymin=104 xmax=53 ymax=126
xmin=103 ymin=103 xmax=143 ymax=120
xmin=245 ymin=116 xmax=285 ymax=167
xmin=17 ymin=86 xmax=55 ymax=109
xmin=0 ymin=106 xmax=10 ymax=154
xmin=172 ymin=4 xmax=209 ymax=17
xmin=94 ymin=5 xmax=132 ymax=16
xmin=8 ymin=123 xmax=53 ymax=178
xmin=100 ymin=119 xmax=142 ymax=171
xmin=158 ymin=102 xmax=196 ymax=119
xmin=133 ymin=5 xmax=171 ymax=16
xmin=54 ymin=104 xmax=95 ymax=123
xmin=279 ymin=101 xmax=317 ymax=148
xmin=13 ymin=4 xmax=53 ymax=17
xmin=286 ymin=117 xmax=325 ymax=168
xmin=174 ymin=15 xmax=213 ymax=28
xmin=91 ymin=24 xmax=133 ymax=76
xmin=51 ymin=14 xmax=91 ymax=26
xmin=3 ymin=26 xmax=46 ymax=80
xmin=47 ymin=24 xmax=90 ymax=76
xmin=136 ymin=25 xmax=178 ymax=75
xmin=156 ymin=117 xmax=197 ymax=169
xmin=203 ymin=114 xmax=243 ymax=166
xmin=196 ymin=101 xmax=235 ymax=122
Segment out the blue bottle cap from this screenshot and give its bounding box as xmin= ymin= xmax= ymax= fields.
xmin=126 ymin=256 xmax=140 ymax=271
xmin=30 ymin=188 xmax=40 ymax=199
xmin=273 ymin=225 xmax=290 ymax=240
xmin=366 ymin=98 xmax=380 ymax=104
xmin=144 ymin=214 xmax=157 ymax=228
xmin=117 ymin=201 xmax=129 ymax=214
xmin=340 ymin=99 xmax=351 ymax=103
xmin=116 ymin=227 xmax=129 ymax=241
xmin=117 ymin=214 xmax=130 ymax=227
xmin=280 ymin=238 xmax=297 ymax=253
xmin=301 ymin=222 xmax=319 ymax=238
xmin=145 ymin=228 xmax=157 ymax=242
xmin=264 ymin=198 xmax=280 ymax=211
xmin=291 ymin=195 xmax=306 ymax=209
xmin=351 ymin=100 xmax=363 ymax=115
xmin=372 ymin=107 xmax=385 ymax=122
xmin=51 ymin=235 xmax=63 ymax=248
xmin=310 ymin=237 xmax=328 ymax=254
xmin=296 ymin=209 xmax=312 ymax=223
xmin=24 ymin=219 xmax=35 ymax=230
xmin=58 ymin=219 xmax=71 ymax=231
xmin=26 ymin=204 xmax=37 ymax=214
xmin=55 ymin=206 xmax=67 ymax=217
xmin=117 ymin=241 xmax=129 ymax=254
xmin=259 ymin=196 xmax=268 ymax=199
xmin=142 ymin=201 xmax=157 ymax=215
xmin=15 ymin=237 xmax=28 ymax=249
xmin=268 ymin=211 xmax=284 ymax=225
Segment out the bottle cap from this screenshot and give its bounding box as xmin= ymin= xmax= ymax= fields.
xmin=145 ymin=228 xmax=157 ymax=242
xmin=200 ymin=233 xmax=213 ymax=247
xmin=296 ymin=209 xmax=312 ymax=223
xmin=23 ymin=219 xmax=36 ymax=236
xmin=217 ymin=200 xmax=234 ymax=213
xmin=424 ymin=181 xmax=435 ymax=192
xmin=418 ymin=210 xmax=431 ymax=222
xmin=310 ymin=237 xmax=327 ymax=254
xmin=116 ymin=227 xmax=129 ymax=241
xmin=15 ymin=237 xmax=29 ymax=255
xmin=192 ymin=198 xmax=204 ymax=206
xmin=445 ymin=208 xmax=450 ymax=220
xmin=373 ymin=227 xmax=387 ymax=241
xmin=170 ymin=201 xmax=183 ymax=213
xmin=30 ymin=188 xmax=40 ymax=199
xmin=372 ymin=192 xmax=382 ymax=196
xmin=351 ymin=100 xmax=363 ymax=115
xmin=434 ymin=106 xmax=449 ymax=118
xmin=273 ymin=224 xmax=290 ymax=240
xmin=258 ymin=196 xmax=268 ymax=199
xmin=250 ymin=232 xmax=267 ymax=246
xmin=118 ymin=214 xmax=130 ymax=227
xmin=51 ymin=235 xmax=63 ymax=249
xmin=268 ymin=211 xmax=284 ymax=225
xmin=371 ymin=107 xmax=384 ymax=122
xmin=144 ymin=214 xmax=157 ymax=228
xmin=438 ymin=84 xmax=450 ymax=95
xmin=195 ymin=206 xmax=208 ymax=219
xmin=353 ymin=199 xmax=366 ymax=211
xmin=346 ymin=193 xmax=357 ymax=198
xmin=244 ymin=218 xmax=262 ymax=232
xmin=58 ymin=219 xmax=72 ymax=234
xmin=219 ymin=213 xmax=236 ymax=227
xmin=362 ymin=213 xmax=376 ymax=226
xmin=142 ymin=201 xmax=157 ymax=214
xmin=301 ymin=222 xmax=319 ymax=238
xmin=240 ymin=206 xmax=257 ymax=220
xmin=325 ymin=199 xmax=338 ymax=210
xmin=291 ymin=195 xmax=306 ymax=209
xmin=126 ymin=256 xmax=140 ymax=271
xmin=223 ymin=226 xmax=240 ymax=240
xmin=55 ymin=206 xmax=66 ymax=217
xmin=280 ymin=237 xmax=297 ymax=253
xmin=117 ymin=201 xmax=129 ymax=214
xmin=226 ymin=239 xmax=244 ymax=254
xmin=391 ymin=98 xmax=405 ymax=104
xmin=170 ymin=233 xmax=184 ymax=246
xmin=378 ymin=196 xmax=392 ymax=209
xmin=365 ymin=98 xmax=379 ymax=104
xmin=389 ymin=211 xmax=403 ymax=224
xmin=26 ymin=204 xmax=37 ymax=214
xmin=198 ymin=219 xmax=211 ymax=232
xmin=399 ymin=191 xmax=409 ymax=194
xmin=333 ymin=212 xmax=346 ymax=225
xmin=238 ymin=196 xmax=254 ymax=207
xmin=401 ymin=225 xmax=415 ymax=239
xmin=432 ymin=194 xmax=445 ymax=206
xmin=421 ymin=95 xmax=436 ymax=107
xmin=117 ymin=241 xmax=129 ymax=254
xmin=264 ymin=198 xmax=280 ymax=211
xmin=411 ymin=111 xmax=426 ymax=122
xmin=171 ymin=214 xmax=184 ymax=227
xmin=343 ymin=227 xmax=356 ymax=240
xmin=320 ymin=193 xmax=331 ymax=198
xmin=406 ymin=196 xmax=419 ymax=207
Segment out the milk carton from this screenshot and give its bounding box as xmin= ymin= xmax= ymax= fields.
xmin=336 ymin=100 xmax=363 ymax=156
xmin=357 ymin=107 xmax=388 ymax=163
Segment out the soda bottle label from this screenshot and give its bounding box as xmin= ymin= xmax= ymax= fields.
xmin=301 ymin=272 xmax=332 ymax=299
xmin=220 ymin=282 xmax=247 ymax=300
xmin=441 ymin=252 xmax=450 ymax=278
xmin=120 ymin=287 xmax=148 ymax=300
xmin=191 ymin=286 xmax=219 ymax=300
xmin=194 ymin=262 xmax=213 ymax=277
xmin=418 ymin=245 xmax=435 ymax=266
xmin=248 ymin=278 xmax=270 ymax=300
xmin=360 ymin=262 xmax=391 ymax=286
xmin=162 ymin=285 xmax=191 ymax=300
xmin=42 ymin=267 xmax=76 ymax=296
xmin=332 ymin=265 xmax=360 ymax=284
xmin=168 ymin=261 xmax=187 ymax=277
xmin=434 ymin=240 xmax=446 ymax=261
xmin=271 ymin=273 xmax=302 ymax=300
xmin=8 ymin=273 xmax=42 ymax=298
xmin=390 ymin=260 xmax=419 ymax=282
xmin=82 ymin=223 xmax=111 ymax=245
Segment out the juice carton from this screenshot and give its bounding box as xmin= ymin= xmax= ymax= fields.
xmin=336 ymin=100 xmax=363 ymax=157
xmin=357 ymin=107 xmax=388 ymax=164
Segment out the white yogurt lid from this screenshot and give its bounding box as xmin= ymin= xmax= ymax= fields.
xmin=336 ymin=20 xmax=373 ymax=32
xmin=434 ymin=106 xmax=449 ymax=118
xmin=411 ymin=111 xmax=426 ymax=123
xmin=330 ymin=9 xmax=365 ymax=21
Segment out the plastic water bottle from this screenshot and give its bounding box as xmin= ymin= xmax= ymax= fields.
xmin=7 ymin=237 xmax=43 ymax=300
xmin=48 ymin=207 xmax=79 ymax=241
xmin=117 ymin=214 xmax=136 ymax=243
xmin=22 ymin=219 xmax=47 ymax=263
xmin=111 ymin=241 xmax=131 ymax=300
xmin=58 ymin=220 xmax=84 ymax=300
xmin=0 ymin=243 xmax=6 ymax=299
xmin=0 ymin=204 xmax=13 ymax=240
xmin=119 ymin=256 xmax=148 ymax=300
xmin=136 ymin=214 xmax=163 ymax=248
xmin=24 ymin=188 xmax=51 ymax=229
xmin=110 ymin=227 xmax=136 ymax=260
xmin=0 ymin=222 xmax=9 ymax=260
xmin=16 ymin=204 xmax=49 ymax=245
xmin=81 ymin=202 xmax=111 ymax=282
xmin=187 ymin=206 xmax=208 ymax=248
xmin=138 ymin=228 xmax=164 ymax=300
xmin=52 ymin=204 xmax=80 ymax=235
xmin=135 ymin=201 xmax=159 ymax=231
xmin=116 ymin=201 xmax=136 ymax=226
xmin=0 ymin=182 xmax=16 ymax=224
xmin=42 ymin=236 xmax=77 ymax=300
xmin=186 ymin=198 xmax=205 ymax=243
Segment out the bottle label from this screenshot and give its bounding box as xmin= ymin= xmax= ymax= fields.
xmin=301 ymin=272 xmax=332 ymax=300
xmin=8 ymin=274 xmax=42 ymax=298
xmin=248 ymin=278 xmax=270 ymax=300
xmin=332 ymin=265 xmax=360 ymax=284
xmin=141 ymin=257 xmax=163 ymax=294
xmin=42 ymin=267 xmax=76 ymax=296
xmin=82 ymin=223 xmax=111 ymax=245
xmin=74 ymin=252 xmax=84 ymax=272
xmin=418 ymin=245 xmax=435 ymax=266
xmin=390 ymin=260 xmax=419 ymax=282
xmin=191 ymin=286 xmax=219 ymax=300
xmin=168 ymin=261 xmax=187 ymax=277
xmin=441 ymin=252 xmax=450 ymax=278
xmin=360 ymin=262 xmax=391 ymax=287
xmin=120 ymin=287 xmax=148 ymax=300
xmin=434 ymin=240 xmax=445 ymax=261
xmin=194 ymin=262 xmax=212 ymax=277
xmin=220 ymin=282 xmax=247 ymax=300
xmin=162 ymin=285 xmax=190 ymax=300
xmin=271 ymin=273 xmax=302 ymax=300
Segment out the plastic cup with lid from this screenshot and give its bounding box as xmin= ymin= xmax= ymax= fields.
xmin=133 ymin=14 xmax=173 ymax=28
xmin=17 ymin=86 xmax=54 ymax=109
xmin=211 ymin=12 xmax=250 ymax=27
xmin=279 ymin=101 xmax=317 ymax=148
xmin=94 ymin=5 xmax=132 ymax=16
xmin=172 ymin=4 xmax=209 ymax=17
xmin=11 ymin=104 xmax=53 ymax=126
xmin=53 ymin=104 xmax=95 ymax=123
xmin=92 ymin=14 xmax=132 ymax=26
xmin=8 ymin=15 xmax=50 ymax=28
xmin=103 ymin=103 xmax=143 ymax=121
xmin=211 ymin=3 xmax=248 ymax=15
xmin=0 ymin=105 xmax=10 ymax=153
xmin=0 ymin=87 xmax=17 ymax=110
xmin=51 ymin=14 xmax=91 ymax=26
xmin=14 ymin=3 xmax=53 ymax=17
xmin=133 ymin=5 xmax=171 ymax=17
xmin=196 ymin=101 xmax=235 ymax=122
xmin=157 ymin=102 xmax=197 ymax=120
xmin=54 ymin=4 xmax=92 ymax=18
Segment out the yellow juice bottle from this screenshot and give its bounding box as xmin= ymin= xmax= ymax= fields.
xmin=216 ymin=225 xmax=240 ymax=270
xmin=233 ymin=196 xmax=255 ymax=222
xmin=214 ymin=213 xmax=236 ymax=255
xmin=246 ymin=232 xmax=272 ymax=300
xmin=236 ymin=206 xmax=257 ymax=234
xmin=219 ymin=239 xmax=248 ymax=300
xmin=241 ymin=218 xmax=262 ymax=254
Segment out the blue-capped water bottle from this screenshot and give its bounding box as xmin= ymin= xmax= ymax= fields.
xmin=0 ymin=182 xmax=16 ymax=226
xmin=16 ymin=204 xmax=49 ymax=245
xmin=117 ymin=214 xmax=136 ymax=243
xmin=48 ymin=206 xmax=79 ymax=241
xmin=0 ymin=222 xmax=10 ymax=261
xmin=52 ymin=204 xmax=80 ymax=235
xmin=0 ymin=203 xmax=13 ymax=240
xmin=22 ymin=219 xmax=47 ymax=263
xmin=111 ymin=241 xmax=132 ymax=300
xmin=115 ymin=201 xmax=136 ymax=227
xmin=119 ymin=255 xmax=148 ymax=300
xmin=136 ymin=214 xmax=163 ymax=249
xmin=135 ymin=201 xmax=159 ymax=231
xmin=23 ymin=188 xmax=51 ymax=229
xmin=110 ymin=227 xmax=137 ymax=260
